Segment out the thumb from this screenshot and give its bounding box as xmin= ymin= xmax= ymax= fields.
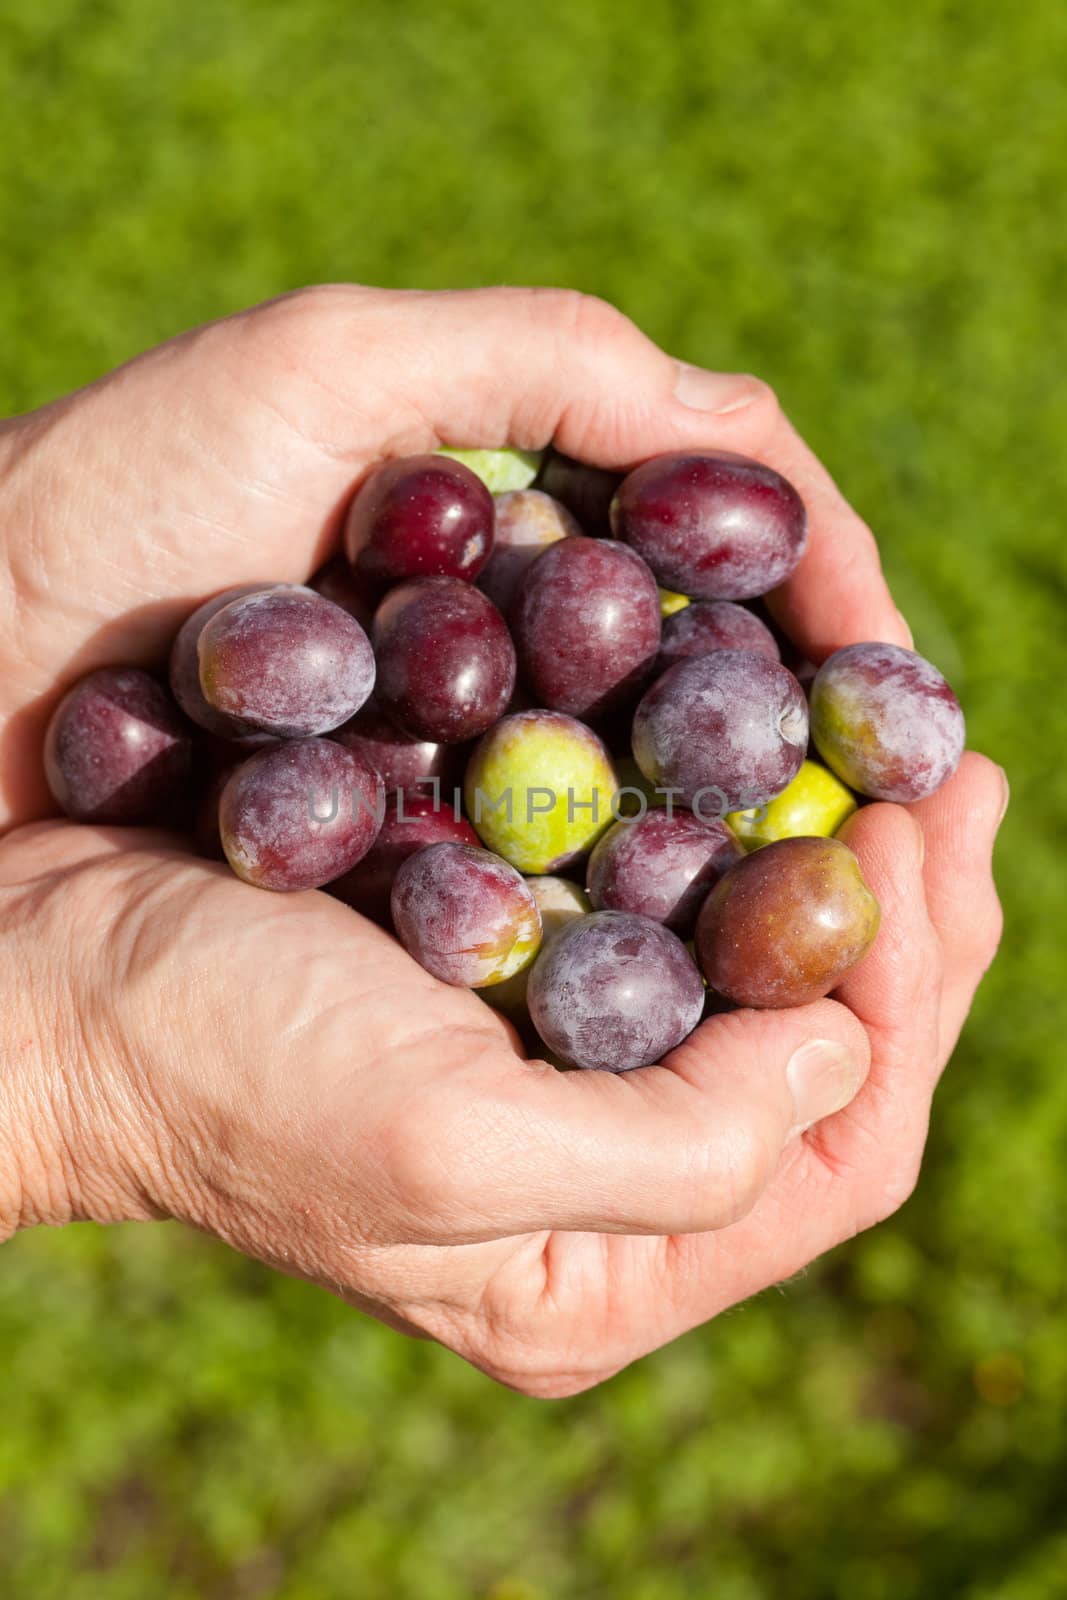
xmin=434 ymin=999 xmax=871 ymax=1240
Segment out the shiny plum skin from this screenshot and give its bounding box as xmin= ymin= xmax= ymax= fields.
xmin=511 ymin=537 xmax=661 ymax=718
xmin=343 ymin=454 xmax=494 ymax=583
xmin=695 ymin=836 xmax=881 ymax=1008
xmin=586 ymin=810 xmax=742 ymax=936
xmin=727 ymin=759 xmax=857 ymax=851
xmin=330 ymin=790 xmax=478 ymax=926
xmin=391 ymin=842 xmax=542 ymax=988
xmin=333 ymin=700 xmax=462 ymax=797
xmin=373 ymin=577 xmax=516 ymax=744
xmin=810 ymin=642 xmax=966 ymax=802
xmin=308 ymin=554 xmax=385 ymax=632
xmin=169 ymin=583 xmax=278 ymax=736
xmin=526 ymin=910 xmax=705 ymax=1071
xmin=219 ymin=737 xmax=383 ymax=891
xmin=632 ymin=649 xmax=809 ymax=812
xmin=44 ymin=667 xmax=193 ymax=823
xmin=199 ymin=586 xmax=376 ymax=738
xmin=478 ymin=489 xmax=580 ymax=613
xmin=610 ymin=450 xmax=808 ymax=600
xmin=535 ymin=450 xmax=621 ymax=537
xmin=658 ymin=599 xmax=780 ymax=672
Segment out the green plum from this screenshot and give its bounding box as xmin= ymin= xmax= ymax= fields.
xmin=464 ymin=710 xmax=617 ymax=873
xmin=437 ymin=447 xmax=543 ymax=493
xmin=727 ymin=759 xmax=858 ymax=851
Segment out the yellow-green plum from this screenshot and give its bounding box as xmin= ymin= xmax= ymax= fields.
xmin=464 ymin=710 xmax=617 ymax=873
xmin=695 ymin=836 xmax=880 ymax=1008
xmin=658 ymin=587 xmax=691 ymax=617
xmin=391 ymin=842 xmax=542 ymax=988
xmin=810 ymin=642 xmax=965 ymax=802
xmin=437 ymin=446 xmax=543 ymax=493
xmin=727 ymin=760 xmax=857 ymax=851
xmin=482 ymin=876 xmax=592 ymax=1021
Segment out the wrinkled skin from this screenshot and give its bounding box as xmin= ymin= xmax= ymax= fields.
xmin=0 ymin=285 xmax=1004 ymax=1395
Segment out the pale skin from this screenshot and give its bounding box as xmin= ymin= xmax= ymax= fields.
xmin=0 ymin=286 xmax=1005 ymax=1396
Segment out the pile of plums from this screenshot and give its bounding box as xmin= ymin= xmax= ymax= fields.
xmin=43 ymin=445 xmax=966 ymax=1071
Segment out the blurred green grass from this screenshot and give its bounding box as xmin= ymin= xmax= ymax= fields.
xmin=1 ymin=1 xmax=1065 ymax=1595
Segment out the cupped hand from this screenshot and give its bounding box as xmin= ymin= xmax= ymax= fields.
xmin=0 ymin=287 xmax=1004 ymax=1393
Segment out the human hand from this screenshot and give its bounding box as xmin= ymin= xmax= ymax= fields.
xmin=0 ymin=286 xmax=1005 ymax=1393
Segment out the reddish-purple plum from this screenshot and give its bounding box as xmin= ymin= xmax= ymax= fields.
xmin=695 ymin=835 xmax=880 ymax=1008
xmin=526 ymin=910 xmax=705 ymax=1071
xmin=478 ymin=489 xmax=580 ymax=613
xmin=611 ymin=451 xmax=808 ymax=600
xmin=373 ymin=577 xmax=516 ymax=743
xmin=44 ymin=668 xmax=192 ymax=824
xmin=199 ymin=586 xmax=375 ymax=738
xmin=391 ymin=842 xmax=542 ymax=987
xmin=169 ymin=583 xmax=277 ymax=736
xmin=586 ymin=810 xmax=742 ymax=936
xmin=632 ymin=650 xmax=808 ymax=812
xmin=810 ymin=642 xmax=965 ymax=802
xmin=219 ymin=737 xmax=382 ymax=891
xmin=333 ymin=700 xmax=461 ymax=797
xmin=535 ymin=450 xmax=621 ymax=537
xmin=511 ymin=536 xmax=661 ymax=717
xmin=344 ymin=454 xmax=494 ymax=583
xmin=330 ymin=790 xmax=478 ymax=926
xmin=308 ymin=554 xmax=385 ymax=632
xmin=658 ymin=599 xmax=780 ymax=672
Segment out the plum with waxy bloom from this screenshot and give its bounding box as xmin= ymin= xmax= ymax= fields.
xmin=527 ymin=911 xmax=705 ymax=1071
xmin=810 ymin=642 xmax=965 ymax=802
xmin=586 ymin=810 xmax=742 ymax=936
xmin=45 ymin=667 xmax=192 ymax=824
xmin=632 ymin=649 xmax=808 ymax=812
xmin=391 ymin=842 xmax=542 ymax=988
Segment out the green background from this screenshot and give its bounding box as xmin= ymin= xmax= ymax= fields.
xmin=1 ymin=1 xmax=1065 ymax=1595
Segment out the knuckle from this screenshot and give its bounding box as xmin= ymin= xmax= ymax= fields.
xmin=529 ymin=286 xmax=635 ymax=347
xmin=692 ymin=1120 xmax=775 ymax=1228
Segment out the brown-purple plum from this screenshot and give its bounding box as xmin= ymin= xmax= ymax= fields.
xmin=695 ymin=835 xmax=880 ymax=1008
xmin=330 ymin=790 xmax=478 ymax=926
xmin=526 ymin=910 xmax=705 ymax=1071
xmin=586 ymin=810 xmax=742 ymax=937
xmin=308 ymin=554 xmax=385 ymax=632
xmin=44 ymin=667 xmax=193 ymax=824
xmin=332 ymin=700 xmax=462 ymax=797
xmin=344 ymin=454 xmax=494 ymax=583
xmin=810 ymin=641 xmax=966 ymax=802
xmin=658 ymin=599 xmax=780 ymax=672
xmin=169 ymin=583 xmax=278 ymax=737
xmin=632 ymin=649 xmax=808 ymax=812
xmin=391 ymin=842 xmax=542 ymax=988
xmin=610 ymin=450 xmax=808 ymax=600
xmin=535 ymin=450 xmax=621 ymax=537
xmin=219 ymin=737 xmax=383 ymax=891
xmin=510 ymin=536 xmax=661 ymax=717
xmin=373 ymin=577 xmax=516 ymax=744
xmin=199 ymin=586 xmax=375 ymax=738
xmin=478 ymin=489 xmax=580 ymax=613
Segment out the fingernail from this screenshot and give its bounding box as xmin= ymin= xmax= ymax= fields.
xmin=895 ymin=609 xmax=915 ymax=649
xmin=996 ymin=767 xmax=1010 ymax=828
xmin=786 ymin=1039 xmax=865 ymax=1134
xmin=674 ymin=362 xmax=762 ymax=415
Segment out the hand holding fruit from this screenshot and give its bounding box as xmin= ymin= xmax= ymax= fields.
xmin=0 ymin=286 xmax=1004 ymax=1393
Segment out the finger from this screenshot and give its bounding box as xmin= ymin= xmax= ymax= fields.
xmin=408 ymin=999 xmax=870 ymax=1241
xmin=907 ymin=751 xmax=1007 ymax=1060
xmin=805 ymin=800 xmax=944 ymax=1204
